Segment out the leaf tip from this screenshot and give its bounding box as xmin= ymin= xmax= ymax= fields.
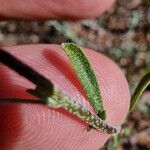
xmin=61 ymin=42 xmax=72 ymax=50
xmin=98 ymin=110 xmax=106 ymax=120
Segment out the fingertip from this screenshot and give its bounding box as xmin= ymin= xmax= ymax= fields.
xmin=53 ymin=0 xmax=116 ymax=19
xmin=0 ymin=44 xmax=130 ymax=149
xmin=0 ymin=0 xmax=116 ymax=20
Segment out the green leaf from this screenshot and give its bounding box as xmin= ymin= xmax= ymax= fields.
xmin=130 ymin=72 xmax=150 ymax=111
xmin=61 ymin=43 xmax=106 ymax=120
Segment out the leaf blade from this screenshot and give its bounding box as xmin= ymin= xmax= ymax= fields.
xmin=61 ymin=43 xmax=106 ymax=120
xmin=130 ymin=72 xmax=150 ymax=111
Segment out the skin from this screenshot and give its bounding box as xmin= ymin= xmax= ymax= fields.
xmin=0 ymin=0 xmax=115 ymax=20
xmin=0 ymin=44 xmax=130 ymax=149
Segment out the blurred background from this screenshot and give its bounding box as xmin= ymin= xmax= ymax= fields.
xmin=0 ymin=0 xmax=149 ymax=149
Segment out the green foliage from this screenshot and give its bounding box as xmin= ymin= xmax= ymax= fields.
xmin=61 ymin=43 xmax=106 ymax=120
xmin=130 ymin=72 xmax=150 ymax=111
